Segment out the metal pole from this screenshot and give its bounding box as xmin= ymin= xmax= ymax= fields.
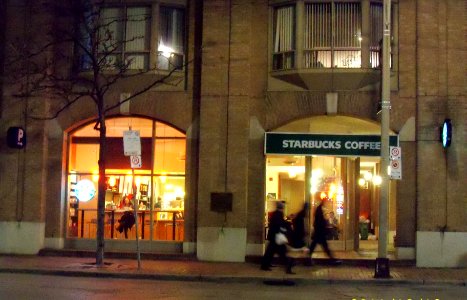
xmin=375 ymin=0 xmax=391 ymax=278
xmin=132 ymin=168 xmax=141 ymax=269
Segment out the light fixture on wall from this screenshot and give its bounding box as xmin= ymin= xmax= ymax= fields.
xmin=440 ymin=118 xmax=452 ymax=148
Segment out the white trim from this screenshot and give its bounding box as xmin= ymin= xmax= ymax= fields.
xmin=246 ymin=243 xmax=264 ymax=256
xmin=197 ymin=227 xmax=247 ymax=262
xmin=44 ymin=237 xmax=65 ymax=249
xmin=395 ymin=247 xmax=415 ymax=259
xmin=0 ymin=222 xmax=45 ymax=254
xmin=416 ymin=231 xmax=467 ymax=267
xmin=183 ymin=242 xmax=196 ymax=254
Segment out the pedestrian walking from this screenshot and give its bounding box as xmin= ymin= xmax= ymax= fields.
xmin=290 ymin=202 xmax=309 ymax=249
xmin=308 ymin=197 xmax=342 ymax=265
xmin=261 ymin=201 xmax=294 ymax=274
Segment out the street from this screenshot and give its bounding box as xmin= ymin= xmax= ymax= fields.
xmin=0 ymin=273 xmax=465 ymax=300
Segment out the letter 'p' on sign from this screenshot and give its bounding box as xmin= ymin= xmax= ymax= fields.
xmin=7 ymin=127 xmax=26 ymax=149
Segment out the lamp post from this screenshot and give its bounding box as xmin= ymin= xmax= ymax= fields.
xmin=375 ymin=0 xmax=391 ymax=278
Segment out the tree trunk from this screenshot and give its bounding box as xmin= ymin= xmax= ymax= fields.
xmin=96 ymin=105 xmax=106 ymax=266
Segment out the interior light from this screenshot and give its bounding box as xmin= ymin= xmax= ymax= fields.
xmin=373 ymin=175 xmax=382 ymax=185
xmin=158 ymin=40 xmax=175 ymax=58
xmin=174 ymin=187 xmax=185 ymax=198
xmin=160 ymin=171 xmax=167 ymax=183
xmin=358 ymin=178 xmax=366 ymax=187
xmin=288 ymin=169 xmax=297 ymax=178
xmin=312 ymin=168 xmax=323 ymax=178
xmin=329 ymin=183 xmax=337 ymax=198
xmin=108 ymin=176 xmax=116 ymax=187
xmin=135 ymin=176 xmax=141 ymax=187
xmin=364 ymin=172 xmax=373 ymax=181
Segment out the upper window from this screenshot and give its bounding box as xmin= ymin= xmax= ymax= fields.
xmin=305 ymin=2 xmax=362 ymax=68
xmin=157 ymin=7 xmax=185 ymax=71
xmin=272 ymin=1 xmax=388 ymax=71
xmin=99 ymin=6 xmax=151 ymax=70
xmin=272 ymin=5 xmax=296 ymax=70
xmin=77 ymin=3 xmax=186 ymax=72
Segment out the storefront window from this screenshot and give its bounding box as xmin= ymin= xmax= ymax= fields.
xmin=310 ymin=156 xmax=343 ymax=241
xmin=66 ymin=117 xmax=185 ymax=241
xmin=265 ymin=155 xmax=344 ymax=242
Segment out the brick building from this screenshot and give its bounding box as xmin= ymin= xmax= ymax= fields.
xmin=0 ymin=0 xmax=465 ymax=267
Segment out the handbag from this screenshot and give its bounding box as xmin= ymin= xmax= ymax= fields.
xmin=275 ymin=232 xmax=288 ymax=245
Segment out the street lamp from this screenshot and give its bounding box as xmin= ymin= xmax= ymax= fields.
xmin=375 ymin=0 xmax=391 ymax=279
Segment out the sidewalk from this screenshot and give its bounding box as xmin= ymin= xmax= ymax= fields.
xmin=0 ymin=254 xmax=465 ymax=286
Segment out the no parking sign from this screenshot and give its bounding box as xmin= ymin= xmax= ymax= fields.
xmin=390 ymin=146 xmax=401 ymax=160
xmin=390 ymin=159 xmax=402 ymax=180
xmin=130 ymin=155 xmax=142 ymax=168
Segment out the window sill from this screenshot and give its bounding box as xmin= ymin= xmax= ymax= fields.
xmin=270 ymin=68 xmax=391 ymax=91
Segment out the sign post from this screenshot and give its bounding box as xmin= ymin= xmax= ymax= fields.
xmin=390 ymin=146 xmax=402 ymax=180
xmin=123 ymin=129 xmax=142 ymax=269
xmin=375 ymin=0 xmax=392 ymax=278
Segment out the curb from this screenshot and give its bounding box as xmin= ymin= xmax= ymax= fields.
xmin=0 ymin=267 xmax=465 ymax=287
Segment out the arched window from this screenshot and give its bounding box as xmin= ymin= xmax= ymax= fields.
xmin=66 ymin=117 xmax=186 ymax=241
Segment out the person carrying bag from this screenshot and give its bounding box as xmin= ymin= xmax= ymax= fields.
xmin=260 ymin=201 xmax=294 ymax=274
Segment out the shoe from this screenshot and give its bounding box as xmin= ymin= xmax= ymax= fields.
xmin=260 ymin=266 xmax=272 ymax=271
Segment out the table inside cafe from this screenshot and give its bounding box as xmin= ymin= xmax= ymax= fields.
xmin=75 ymin=208 xmax=184 ymax=241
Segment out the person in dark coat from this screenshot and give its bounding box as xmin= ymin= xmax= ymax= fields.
xmin=260 ymin=201 xmax=294 ymax=274
xmin=290 ymin=202 xmax=309 ymax=249
xmin=116 ymin=211 xmax=135 ymax=239
xmin=308 ymin=198 xmax=341 ymax=265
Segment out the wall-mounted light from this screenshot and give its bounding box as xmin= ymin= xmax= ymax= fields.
xmin=440 ymin=119 xmax=452 ymax=148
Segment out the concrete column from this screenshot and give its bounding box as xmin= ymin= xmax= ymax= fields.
xmin=197 ymin=0 xmax=251 ymax=262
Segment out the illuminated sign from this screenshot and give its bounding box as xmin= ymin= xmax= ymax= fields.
xmin=75 ymin=179 xmax=96 ymax=202
xmin=265 ymin=133 xmax=399 ymax=156
xmin=7 ymin=127 xmax=26 ymax=149
xmin=440 ymin=119 xmax=452 ymax=148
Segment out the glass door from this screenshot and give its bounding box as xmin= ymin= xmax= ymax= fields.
xmin=309 ymin=156 xmax=347 ymax=251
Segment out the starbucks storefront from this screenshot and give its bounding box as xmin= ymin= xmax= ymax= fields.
xmin=264 ymin=116 xmax=398 ymax=254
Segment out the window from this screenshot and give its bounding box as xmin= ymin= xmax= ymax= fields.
xmin=97 ymin=6 xmax=151 ymax=70
xmin=305 ymin=2 xmax=362 ymax=68
xmin=272 ymin=5 xmax=295 ymax=70
xmin=157 ymin=7 xmax=185 ymax=70
xmin=369 ymin=3 xmax=383 ymax=68
xmin=271 ymin=1 xmax=390 ymax=70
xmin=77 ymin=4 xmax=186 ymax=72
xmin=77 ymin=6 xmax=151 ymax=71
xmin=67 ymin=118 xmax=186 ymax=241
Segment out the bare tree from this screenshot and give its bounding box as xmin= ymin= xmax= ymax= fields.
xmin=4 ymin=0 xmax=187 ymax=266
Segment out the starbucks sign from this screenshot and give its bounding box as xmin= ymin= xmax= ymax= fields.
xmin=265 ymin=133 xmax=399 ymax=156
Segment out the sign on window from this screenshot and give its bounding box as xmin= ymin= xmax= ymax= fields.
xmin=123 ymin=130 xmax=141 ymax=156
